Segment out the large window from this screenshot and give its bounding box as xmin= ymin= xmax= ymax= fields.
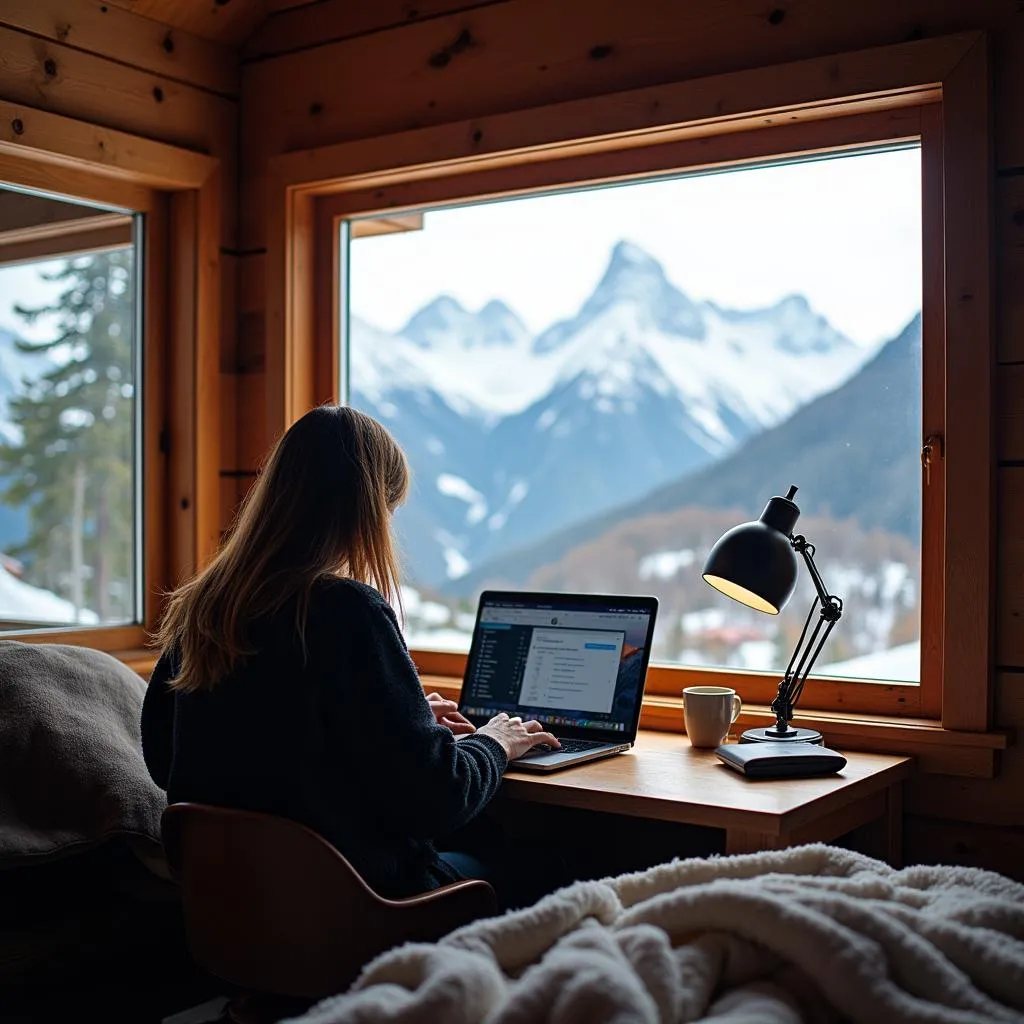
xmin=0 ymin=188 xmax=140 ymax=630
xmin=342 ymin=148 xmax=924 ymax=684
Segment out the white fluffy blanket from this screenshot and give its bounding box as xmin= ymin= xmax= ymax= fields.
xmin=287 ymin=844 xmax=1024 ymax=1024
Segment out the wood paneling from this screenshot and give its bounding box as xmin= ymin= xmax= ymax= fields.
xmin=940 ymin=38 xmax=994 ymax=731
xmin=906 ymin=745 xmax=1024 ymax=826
xmin=241 ymin=0 xmax=1022 ymax=203
xmin=905 ymin=816 xmax=1024 ymax=880
xmin=105 ymin=0 xmax=270 ymax=45
xmin=999 ymin=177 xmax=1024 ymax=364
xmin=997 ymin=671 xmax=1024 ymax=726
xmin=0 ymin=25 xmax=236 ymax=160
xmin=998 ymin=468 xmax=1024 ymax=666
xmin=243 ymin=0 xmax=506 ymax=61
xmin=999 ymin=364 xmax=1024 ymax=460
xmin=0 ymin=0 xmax=238 ymax=96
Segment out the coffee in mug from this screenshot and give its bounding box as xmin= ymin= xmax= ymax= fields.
xmin=683 ymin=685 xmax=743 ymax=748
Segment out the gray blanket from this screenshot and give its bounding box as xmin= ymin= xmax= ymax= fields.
xmin=0 ymin=641 xmax=166 ymax=867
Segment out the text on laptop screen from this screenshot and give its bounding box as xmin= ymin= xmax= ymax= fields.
xmin=461 ymin=598 xmax=654 ymax=732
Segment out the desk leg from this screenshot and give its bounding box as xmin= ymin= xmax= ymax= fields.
xmin=725 ymin=830 xmax=783 ymax=856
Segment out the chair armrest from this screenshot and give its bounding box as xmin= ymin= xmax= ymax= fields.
xmin=385 ymin=877 xmax=498 ymax=943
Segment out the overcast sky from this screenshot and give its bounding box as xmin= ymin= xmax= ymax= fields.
xmin=0 ymin=147 xmax=922 ymax=350
xmin=348 ymin=146 xmax=922 ymax=348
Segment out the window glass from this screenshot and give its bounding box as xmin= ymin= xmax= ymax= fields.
xmin=344 ymin=148 xmax=922 ymax=681
xmin=0 ymin=189 xmax=139 ymax=628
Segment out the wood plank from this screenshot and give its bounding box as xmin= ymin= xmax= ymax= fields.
xmin=940 ymin=37 xmax=994 ymax=732
xmin=238 ymin=371 xmax=268 ymax=472
xmin=997 ymin=468 xmax=1024 ymax=667
xmin=106 ymin=0 xmax=271 ymax=45
xmin=0 ymin=98 xmax=217 ymax=196
xmin=219 ymin=475 xmax=244 ymax=538
xmin=240 ymin=0 xmax=1021 ymax=170
xmin=220 ymin=250 xmax=239 ymax=372
xmin=168 ymin=189 xmax=198 ymax=584
xmin=244 ymin=0 xmax=505 ymax=61
xmin=219 ymin=372 xmax=239 ymax=485
xmin=248 ymin=35 xmax=957 ymax=249
xmin=0 ymin=0 xmax=238 ymax=97
xmin=195 ymin=169 xmax=222 ymax=568
xmin=237 ymin=250 xmax=265 ymax=372
xmin=0 ymin=25 xmax=236 ymax=162
xmin=143 ymin=193 xmax=170 ymax=629
xmin=998 ymin=364 xmax=1024 ymax=461
xmin=998 ymin=176 xmax=1024 ymax=363
xmin=996 ymin=671 xmax=1024 ymax=726
xmin=997 ymin=21 xmax=1024 ymax=170
xmin=905 ymin=744 xmax=1024 ymax=826
xmin=905 ymin=816 xmax=1024 ymax=880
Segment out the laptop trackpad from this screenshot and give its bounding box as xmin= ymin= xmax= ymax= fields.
xmin=511 ymin=744 xmax=614 ymax=767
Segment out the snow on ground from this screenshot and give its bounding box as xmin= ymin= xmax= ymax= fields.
xmin=638 ymin=549 xmax=696 ymax=581
xmin=817 ymin=641 xmax=920 ymax=682
xmin=0 ymin=564 xmax=99 ymax=624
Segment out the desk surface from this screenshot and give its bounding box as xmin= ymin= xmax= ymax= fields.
xmin=502 ymin=730 xmax=912 ymax=841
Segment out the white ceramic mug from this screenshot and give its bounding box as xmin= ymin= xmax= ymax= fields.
xmin=683 ymin=685 xmax=743 ymax=748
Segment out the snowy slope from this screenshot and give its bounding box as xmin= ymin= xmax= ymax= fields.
xmin=349 ymin=241 xmax=879 ymax=587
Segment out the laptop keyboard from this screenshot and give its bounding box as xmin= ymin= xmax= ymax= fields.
xmin=517 ymin=738 xmax=608 ymax=758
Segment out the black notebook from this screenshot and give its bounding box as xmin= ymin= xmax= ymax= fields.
xmin=715 ymin=741 xmax=847 ymax=779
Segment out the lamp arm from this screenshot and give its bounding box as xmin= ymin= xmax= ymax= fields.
xmin=770 ymin=537 xmax=844 ymax=730
xmin=793 ymin=536 xmax=839 ymax=613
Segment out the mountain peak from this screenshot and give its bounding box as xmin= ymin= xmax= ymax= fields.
xmin=596 ymin=240 xmax=669 ymax=295
xmin=534 ymin=240 xmax=706 ymax=353
xmin=400 ymin=294 xmax=529 ymax=350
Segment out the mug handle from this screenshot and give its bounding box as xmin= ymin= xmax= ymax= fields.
xmin=730 ymin=694 xmax=743 ymax=723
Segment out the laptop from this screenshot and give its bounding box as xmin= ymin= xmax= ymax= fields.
xmin=458 ymin=591 xmax=659 ymax=773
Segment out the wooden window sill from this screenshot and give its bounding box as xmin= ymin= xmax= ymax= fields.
xmin=420 ymin=675 xmax=1011 ymax=779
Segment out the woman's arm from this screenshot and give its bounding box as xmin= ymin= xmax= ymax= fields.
xmin=326 ymin=592 xmax=508 ymax=839
xmin=140 ymin=649 xmax=177 ymax=790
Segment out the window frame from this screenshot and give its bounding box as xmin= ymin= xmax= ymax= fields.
xmin=0 ymin=99 xmax=222 ymax=653
xmin=268 ymin=32 xmax=994 ymax=733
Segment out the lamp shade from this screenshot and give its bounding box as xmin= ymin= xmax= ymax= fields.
xmin=702 ymin=487 xmax=802 ymax=615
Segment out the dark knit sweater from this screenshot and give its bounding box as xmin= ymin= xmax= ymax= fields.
xmin=141 ymin=577 xmax=508 ymax=898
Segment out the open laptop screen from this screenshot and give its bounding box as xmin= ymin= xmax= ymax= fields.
xmin=459 ymin=591 xmax=658 ymax=740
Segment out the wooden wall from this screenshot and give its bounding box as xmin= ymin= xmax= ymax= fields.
xmin=0 ymin=1 xmax=239 ymax=574
xmin=235 ymin=0 xmax=1024 ymax=874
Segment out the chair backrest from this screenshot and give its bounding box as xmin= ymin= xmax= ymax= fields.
xmin=162 ymin=803 xmax=495 ymax=1000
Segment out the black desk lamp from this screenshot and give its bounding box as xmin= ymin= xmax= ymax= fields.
xmin=702 ymin=486 xmax=843 ymax=745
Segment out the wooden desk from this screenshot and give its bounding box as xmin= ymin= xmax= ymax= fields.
xmin=501 ymin=730 xmax=913 ymax=862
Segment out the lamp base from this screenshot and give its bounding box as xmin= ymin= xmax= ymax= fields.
xmin=740 ymin=725 xmax=824 ymax=745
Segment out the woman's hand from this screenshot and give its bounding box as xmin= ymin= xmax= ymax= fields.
xmin=425 ymin=692 xmax=477 ymax=736
xmin=476 ymin=712 xmax=561 ymax=760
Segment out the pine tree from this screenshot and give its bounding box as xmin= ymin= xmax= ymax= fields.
xmin=0 ymin=249 xmax=136 ymax=622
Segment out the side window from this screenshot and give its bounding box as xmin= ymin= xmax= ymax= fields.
xmin=0 ymin=188 xmax=139 ymax=629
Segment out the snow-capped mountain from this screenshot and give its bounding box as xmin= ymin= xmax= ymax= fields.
xmin=350 ymin=240 xmax=877 ymax=587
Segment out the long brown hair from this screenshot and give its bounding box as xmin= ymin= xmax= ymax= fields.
xmin=156 ymin=405 xmax=409 ymax=692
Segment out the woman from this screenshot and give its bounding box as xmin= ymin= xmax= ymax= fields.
xmin=142 ymin=405 xmax=559 ymax=902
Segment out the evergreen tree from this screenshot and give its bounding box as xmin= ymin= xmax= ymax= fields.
xmin=0 ymin=249 xmax=136 ymax=622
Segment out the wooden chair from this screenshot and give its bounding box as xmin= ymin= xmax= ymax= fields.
xmin=162 ymin=803 xmax=497 ymax=1019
